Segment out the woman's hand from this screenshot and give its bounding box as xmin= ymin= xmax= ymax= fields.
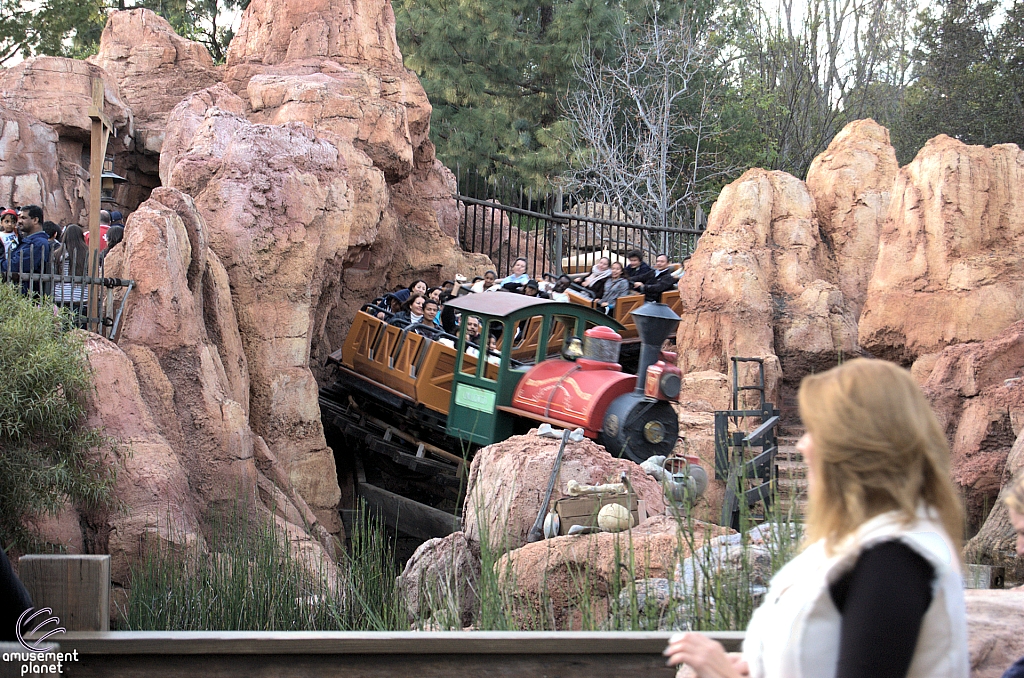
xmin=663 ymin=633 xmax=749 ymax=678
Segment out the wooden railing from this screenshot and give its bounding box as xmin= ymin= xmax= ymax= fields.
xmin=53 ymin=631 xmax=744 ymax=678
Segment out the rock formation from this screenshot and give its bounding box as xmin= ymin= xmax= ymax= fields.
xmin=859 ymin=136 xmax=1024 ymax=363
xmin=92 ymin=187 xmax=337 ymax=590
xmin=0 ymin=56 xmax=133 ymax=224
xmin=675 ymin=167 xmax=857 ymax=405
xmin=805 ymin=119 xmax=898 ymax=321
xmin=88 ymin=10 xmax=221 ymax=156
xmin=397 ymin=531 xmax=480 ymax=628
xmin=966 ymin=590 xmax=1024 ymax=678
xmin=920 ymin=321 xmax=1024 ymax=533
xmin=0 ymin=0 xmax=490 ymax=589
xmin=462 ymin=433 xmax=666 ymax=555
xmin=964 ymin=426 xmax=1024 ymax=583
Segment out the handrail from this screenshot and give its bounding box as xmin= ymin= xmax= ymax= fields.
xmin=553 ymin=211 xmax=704 ymax=234
xmin=457 ymin=194 xmax=566 ymax=221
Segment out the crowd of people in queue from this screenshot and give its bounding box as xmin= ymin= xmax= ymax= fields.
xmin=0 ymin=205 xmax=128 ymax=316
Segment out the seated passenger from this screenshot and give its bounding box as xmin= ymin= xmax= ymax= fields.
xmin=522 ymin=280 xmax=549 ymax=299
xmin=598 ymin=261 xmax=630 ymax=313
xmin=624 ymin=249 xmax=652 ymax=280
xmin=422 ymin=299 xmax=442 ymax=329
xmin=471 ymin=270 xmax=499 ymax=293
xmin=390 ymin=293 xmax=426 ymax=327
xmin=499 ymin=257 xmax=530 ymax=288
xmin=393 ymin=279 xmax=428 ymax=304
xmin=579 ymin=256 xmax=611 ymax=299
xmin=631 ymin=253 xmax=676 ymax=302
xmin=538 ymin=273 xmax=558 ymax=296
xmin=427 ymin=287 xmax=443 ymax=304
xmin=463 ymin=316 xmax=482 ymax=347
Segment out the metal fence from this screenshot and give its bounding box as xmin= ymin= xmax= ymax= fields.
xmin=454 ymin=170 xmax=706 ymax=278
xmin=1 ymin=243 xmax=134 ymax=340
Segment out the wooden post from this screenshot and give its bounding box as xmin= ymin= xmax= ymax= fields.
xmin=18 ymin=555 xmax=111 ymax=631
xmin=87 ymin=77 xmax=112 ymax=334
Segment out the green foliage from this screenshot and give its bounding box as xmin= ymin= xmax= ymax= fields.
xmin=894 ymin=0 xmax=1024 ymax=163
xmin=0 ymin=0 xmax=244 ymax=66
xmin=0 ymin=0 xmax=109 ymax=64
xmin=393 ymin=0 xmax=682 ymax=189
xmin=0 ymin=283 xmax=117 ymax=552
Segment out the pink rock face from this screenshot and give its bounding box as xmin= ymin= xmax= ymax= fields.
xmin=91 ymin=188 xmax=338 ymax=585
xmin=676 ymin=168 xmax=857 ymax=402
xmin=462 ymin=433 xmax=667 ymax=555
xmin=82 ymin=333 xmax=205 ymax=585
xmin=245 ymin=68 xmax=419 ymax=182
xmin=0 ymin=57 xmax=131 ymax=141
xmin=0 ymin=106 xmax=71 ymax=222
xmin=160 ymin=100 xmax=360 ymax=523
xmin=806 ymin=119 xmax=898 ymax=321
xmin=89 ymin=8 xmax=221 ymax=155
xmin=222 ymin=0 xmax=432 ymax=183
xmin=860 ymin=136 xmax=1024 ymax=362
xmin=225 ymin=0 xmax=404 ymax=72
xmin=921 ymin=320 xmax=1024 ymax=533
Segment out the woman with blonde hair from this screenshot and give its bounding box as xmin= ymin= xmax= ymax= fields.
xmin=666 ymin=358 xmax=968 ymax=678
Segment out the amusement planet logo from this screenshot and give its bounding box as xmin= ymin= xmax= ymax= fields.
xmin=2 ymin=608 xmax=78 ymax=675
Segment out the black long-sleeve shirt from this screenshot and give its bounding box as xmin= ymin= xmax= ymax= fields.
xmin=829 ymin=540 xmax=935 ymax=678
xmin=631 ymin=267 xmax=676 ymax=302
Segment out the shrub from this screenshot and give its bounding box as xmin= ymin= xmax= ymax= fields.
xmin=0 ymin=283 xmax=117 ymax=551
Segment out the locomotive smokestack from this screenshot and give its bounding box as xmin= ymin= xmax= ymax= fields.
xmin=630 ymin=302 xmax=681 ymax=395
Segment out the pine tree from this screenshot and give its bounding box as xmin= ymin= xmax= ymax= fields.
xmin=393 ymin=0 xmax=679 ymax=188
xmin=894 ymin=0 xmax=1024 ymax=162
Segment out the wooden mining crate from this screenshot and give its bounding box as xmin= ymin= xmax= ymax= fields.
xmin=551 ymin=493 xmax=646 ymax=535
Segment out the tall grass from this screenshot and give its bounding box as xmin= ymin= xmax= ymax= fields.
xmin=122 ymin=489 xmax=801 ymax=632
xmin=120 ymin=501 xmax=407 ymax=631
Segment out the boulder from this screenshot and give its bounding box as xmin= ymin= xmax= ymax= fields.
xmin=860 ymin=136 xmax=1024 ymax=363
xmin=922 ymin=321 xmax=1024 ymax=533
xmin=89 ymin=8 xmax=221 ymax=155
xmin=805 ymin=119 xmax=898 ymax=321
xmin=397 ymin=531 xmax=480 ymax=628
xmin=966 ymin=589 xmax=1024 ymax=678
xmin=463 ymin=433 xmax=667 ymax=555
xmin=497 ymin=516 xmax=730 ymax=630
xmin=675 ymin=168 xmax=856 ymax=402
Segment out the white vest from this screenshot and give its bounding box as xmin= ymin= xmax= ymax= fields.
xmin=742 ymin=507 xmax=969 ymax=678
